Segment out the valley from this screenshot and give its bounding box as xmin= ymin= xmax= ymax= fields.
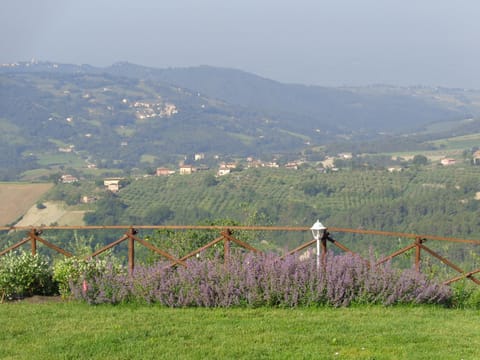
xmin=1 ymin=61 xmax=480 ymax=259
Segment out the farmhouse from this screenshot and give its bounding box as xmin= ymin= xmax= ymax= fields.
xmin=194 ymin=153 xmax=205 ymax=161
xmin=58 ymin=146 xmax=74 ymax=153
xmin=217 ymin=165 xmax=231 ymax=176
xmin=179 ymin=165 xmax=194 ymax=175
xmin=387 ymin=167 xmax=403 ymax=173
xmin=246 ymin=159 xmax=263 ymax=168
xmin=473 ymin=150 xmax=480 ymax=165
xmin=60 ymin=174 xmax=78 ymax=184
xmin=156 ymin=167 xmax=175 ymax=176
xmin=81 ymin=195 xmax=97 ymax=204
xmin=440 ymin=158 xmax=456 ymax=166
xmin=338 ymin=152 xmax=353 ymax=160
xmin=223 ymin=163 xmax=237 ymax=169
xmin=285 ymin=162 xmax=299 ymax=170
xmin=265 ymin=162 xmax=279 ymax=168
xmin=103 ymin=178 xmax=123 ymax=192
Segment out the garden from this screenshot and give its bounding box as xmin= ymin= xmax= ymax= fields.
xmin=2 ymin=249 xmax=480 ymax=359
xmin=1 ymin=249 xmax=478 ymax=308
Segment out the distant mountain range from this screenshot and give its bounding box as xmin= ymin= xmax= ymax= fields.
xmin=1 ymin=60 xmax=479 ymax=180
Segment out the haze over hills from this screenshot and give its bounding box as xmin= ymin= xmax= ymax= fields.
xmin=1 ymin=60 xmax=480 ymax=180
xmin=105 ymin=62 xmax=471 ymax=133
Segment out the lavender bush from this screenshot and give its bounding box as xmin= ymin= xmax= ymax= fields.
xmin=69 ymin=251 xmax=452 ymax=307
xmin=54 ymin=256 xmax=127 ymax=304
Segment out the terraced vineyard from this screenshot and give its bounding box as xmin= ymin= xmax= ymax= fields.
xmin=115 ymin=166 xmax=480 ymax=241
xmin=3 ymin=164 xmax=473 ymax=265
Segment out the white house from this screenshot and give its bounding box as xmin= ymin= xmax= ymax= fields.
xmin=104 ymin=178 xmax=123 ymax=192
xmin=217 ymin=166 xmax=231 ymax=176
xmin=440 ymin=158 xmax=456 ymax=166
xmin=179 ymin=165 xmax=194 ymax=175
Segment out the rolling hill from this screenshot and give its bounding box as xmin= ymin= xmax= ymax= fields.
xmin=107 ymin=63 xmax=467 ymax=133
xmin=1 ymin=60 xmax=479 ymax=180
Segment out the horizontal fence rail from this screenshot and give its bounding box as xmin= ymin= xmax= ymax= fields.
xmin=1 ymin=225 xmax=479 ymax=285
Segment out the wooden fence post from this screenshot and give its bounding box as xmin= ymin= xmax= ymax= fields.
xmin=415 ymin=237 xmax=423 ymax=272
xmin=128 ymin=227 xmax=137 ymax=274
xmin=321 ymin=232 xmax=328 ymax=268
xmin=29 ymin=229 xmax=37 ymax=256
xmin=223 ymin=229 xmax=231 ymax=266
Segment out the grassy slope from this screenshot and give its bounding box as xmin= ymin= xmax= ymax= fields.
xmin=13 ymin=201 xmax=86 ymax=227
xmin=428 ymin=132 xmax=480 ymax=150
xmin=0 ymin=183 xmax=53 ymax=225
xmin=0 ymin=303 xmax=479 ymax=359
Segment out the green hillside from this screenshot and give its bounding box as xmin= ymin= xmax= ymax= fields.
xmin=105 ymin=63 xmax=469 ymax=133
xmin=73 ymin=165 xmax=480 ymax=242
xmin=0 ymin=70 xmax=304 ymax=180
xmin=0 ymin=163 xmax=477 ymax=270
xmin=2 ymin=61 xmax=480 ymax=181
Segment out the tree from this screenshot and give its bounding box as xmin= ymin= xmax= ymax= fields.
xmin=203 ymin=173 xmax=219 ymax=187
xmin=412 ymin=154 xmax=428 ymax=166
xmin=36 ymin=202 xmax=46 ymax=210
xmin=84 ymin=192 xmax=128 ymax=225
xmin=144 ymin=205 xmax=174 ymax=225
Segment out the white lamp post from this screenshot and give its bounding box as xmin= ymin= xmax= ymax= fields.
xmin=311 ymin=220 xmax=327 ymax=270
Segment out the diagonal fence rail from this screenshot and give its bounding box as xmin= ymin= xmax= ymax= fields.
xmin=0 ymin=225 xmax=479 ymax=286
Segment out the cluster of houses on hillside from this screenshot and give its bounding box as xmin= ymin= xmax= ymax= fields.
xmin=126 ymin=99 xmax=178 ymax=120
xmin=59 ymin=149 xmax=480 ymax=203
xmin=437 ymin=151 xmax=480 ymax=166
xmin=154 ymin=154 xmax=305 ymax=178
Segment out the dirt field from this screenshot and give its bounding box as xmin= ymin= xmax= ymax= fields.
xmin=0 ymin=183 xmax=53 ymax=226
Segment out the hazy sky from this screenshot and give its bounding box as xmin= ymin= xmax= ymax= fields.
xmin=2 ymin=0 xmax=480 ymax=88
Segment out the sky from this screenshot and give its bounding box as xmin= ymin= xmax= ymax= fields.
xmin=1 ymin=0 xmax=480 ymax=88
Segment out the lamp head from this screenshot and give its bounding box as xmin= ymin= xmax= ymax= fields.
xmin=310 ymin=220 xmax=327 ymax=239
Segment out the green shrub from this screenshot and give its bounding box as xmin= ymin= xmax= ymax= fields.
xmin=0 ymin=251 xmax=56 ymax=301
xmin=36 ymin=202 xmax=46 ymax=209
xmin=449 ymin=280 xmax=480 ymax=309
xmin=53 ymin=256 xmax=125 ymax=299
xmin=465 ymin=286 xmax=480 ymax=309
xmin=53 ymin=257 xmax=84 ymax=298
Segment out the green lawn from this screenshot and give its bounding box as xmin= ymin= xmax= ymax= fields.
xmin=0 ymin=303 xmax=479 ymax=359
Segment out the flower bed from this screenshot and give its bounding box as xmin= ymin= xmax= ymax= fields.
xmin=67 ymin=252 xmax=452 ymax=307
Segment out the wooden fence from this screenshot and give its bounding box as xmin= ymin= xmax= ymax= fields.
xmin=1 ymin=225 xmax=479 ymax=285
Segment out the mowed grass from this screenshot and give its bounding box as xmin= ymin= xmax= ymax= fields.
xmin=0 ymin=303 xmax=479 ymax=359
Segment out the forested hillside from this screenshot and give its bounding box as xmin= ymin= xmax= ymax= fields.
xmin=2 ymin=61 xmax=480 ymax=180
xmin=118 ymin=64 xmax=466 ymax=133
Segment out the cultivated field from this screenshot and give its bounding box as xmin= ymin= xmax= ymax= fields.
xmin=0 ymin=183 xmax=53 ymax=226
xmin=14 ymin=201 xmax=86 ymax=227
